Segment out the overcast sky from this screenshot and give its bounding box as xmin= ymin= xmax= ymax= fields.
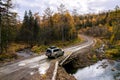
xmin=13 ymin=0 xmax=120 ymax=20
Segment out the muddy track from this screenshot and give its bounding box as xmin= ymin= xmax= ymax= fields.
xmin=0 ymin=35 xmax=94 ymax=80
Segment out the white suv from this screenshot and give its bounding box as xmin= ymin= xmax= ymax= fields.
xmin=45 ymin=46 xmax=64 ymax=58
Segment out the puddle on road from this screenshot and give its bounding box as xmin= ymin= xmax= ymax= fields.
xmin=18 ymin=63 xmax=26 ymax=66
xmin=38 ymin=62 xmax=50 ymax=74
xmin=29 ymin=61 xmax=50 ymax=75
xmin=29 ymin=59 xmax=51 ymax=75
xmin=17 ymin=54 xmax=51 ymax=75
xmin=30 ymin=72 xmax=35 ymax=75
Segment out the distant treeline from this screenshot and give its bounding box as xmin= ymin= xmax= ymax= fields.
xmin=80 ymin=6 xmax=120 ymax=45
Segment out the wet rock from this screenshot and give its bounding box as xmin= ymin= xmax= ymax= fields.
xmin=102 ymin=64 xmax=108 ymax=68
xmin=97 ymin=64 xmax=108 ymax=69
xmin=114 ymin=73 xmax=120 ymax=80
xmin=111 ymin=68 xmax=116 ymax=71
xmin=108 ymin=60 xmax=115 ymax=65
xmin=115 ymin=62 xmax=120 ymax=71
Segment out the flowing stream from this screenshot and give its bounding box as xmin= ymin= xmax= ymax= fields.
xmin=16 ymin=49 xmax=35 ymax=57
xmin=73 ymin=60 xmax=120 ymax=80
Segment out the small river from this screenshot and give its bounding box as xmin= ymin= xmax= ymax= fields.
xmin=16 ymin=49 xmax=35 ymax=57
xmin=73 ymin=60 xmax=120 ymax=80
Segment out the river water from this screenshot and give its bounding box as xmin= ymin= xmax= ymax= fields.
xmin=16 ymin=49 xmax=35 ymax=57
xmin=73 ymin=60 xmax=120 ymax=80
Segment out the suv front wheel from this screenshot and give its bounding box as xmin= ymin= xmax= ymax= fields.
xmin=54 ymin=54 xmax=58 ymax=58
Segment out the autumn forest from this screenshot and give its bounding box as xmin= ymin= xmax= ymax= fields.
xmin=0 ymin=0 xmax=120 ymax=60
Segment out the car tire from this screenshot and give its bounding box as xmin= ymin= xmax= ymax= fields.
xmin=48 ymin=56 xmax=51 ymax=58
xmin=54 ymin=54 xmax=58 ymax=59
xmin=61 ymin=51 xmax=64 ymax=56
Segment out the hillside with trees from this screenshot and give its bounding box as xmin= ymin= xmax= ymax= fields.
xmin=0 ymin=0 xmax=120 ymax=61
xmin=0 ymin=1 xmax=78 ymax=61
xmin=78 ymin=6 xmax=120 ymax=59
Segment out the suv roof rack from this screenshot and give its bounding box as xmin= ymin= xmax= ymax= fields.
xmin=49 ymin=46 xmax=57 ymax=49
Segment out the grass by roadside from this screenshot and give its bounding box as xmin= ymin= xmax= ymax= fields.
xmin=7 ymin=43 xmax=30 ymax=52
xmin=0 ymin=53 xmax=18 ymax=63
xmin=31 ymin=37 xmax=82 ymax=54
xmin=0 ymin=43 xmax=30 ymax=62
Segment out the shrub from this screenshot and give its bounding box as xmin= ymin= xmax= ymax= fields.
xmin=92 ymin=54 xmax=98 ymax=61
xmin=105 ymin=45 xmax=120 ymax=59
xmin=0 ymin=53 xmax=18 ymax=61
xmin=31 ymin=45 xmax=48 ymax=53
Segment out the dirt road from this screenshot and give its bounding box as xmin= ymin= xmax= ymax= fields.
xmin=0 ymin=35 xmax=94 ymax=80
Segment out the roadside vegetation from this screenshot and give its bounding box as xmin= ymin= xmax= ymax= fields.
xmin=0 ymin=0 xmax=119 ymax=62
xmin=31 ymin=37 xmax=81 ymax=53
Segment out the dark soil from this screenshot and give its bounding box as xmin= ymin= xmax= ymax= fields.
xmin=57 ymin=66 xmax=76 ymax=80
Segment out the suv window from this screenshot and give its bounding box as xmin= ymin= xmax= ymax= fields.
xmin=53 ymin=49 xmax=60 ymax=52
xmin=47 ymin=50 xmax=52 ymax=53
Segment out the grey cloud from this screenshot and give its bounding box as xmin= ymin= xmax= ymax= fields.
xmin=13 ymin=0 xmax=120 ymax=20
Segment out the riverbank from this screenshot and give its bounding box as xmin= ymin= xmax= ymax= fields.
xmin=62 ymin=46 xmax=120 ymax=80
xmin=0 ymin=43 xmax=30 ymax=63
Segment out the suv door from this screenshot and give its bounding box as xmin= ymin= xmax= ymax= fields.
xmin=53 ymin=49 xmax=60 ymax=58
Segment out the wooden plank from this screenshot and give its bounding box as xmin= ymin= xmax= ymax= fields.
xmin=52 ymin=61 xmax=59 ymax=80
xmin=59 ymin=51 xmax=72 ymax=66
